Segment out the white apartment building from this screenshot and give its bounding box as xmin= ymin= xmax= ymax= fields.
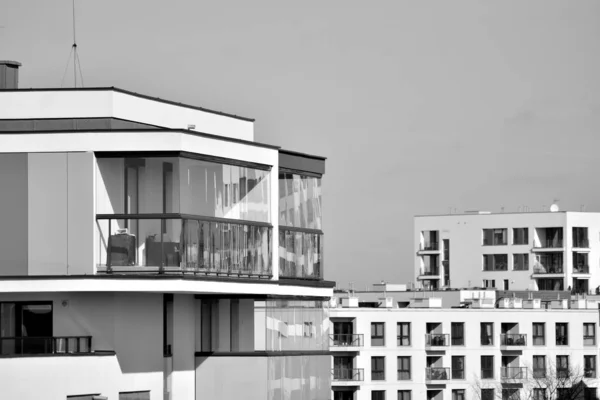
xmin=330 ymin=289 xmax=600 ymax=400
xmin=414 ymin=211 xmax=600 ymax=293
xmin=0 ymin=61 xmax=332 ymax=400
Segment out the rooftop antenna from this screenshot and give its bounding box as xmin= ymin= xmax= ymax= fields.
xmin=61 ymin=0 xmax=84 ymax=88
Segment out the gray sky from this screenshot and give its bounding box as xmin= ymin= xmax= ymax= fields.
xmin=2 ymin=1 xmax=600 ymax=287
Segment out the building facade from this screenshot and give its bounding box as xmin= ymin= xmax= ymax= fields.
xmin=330 ymin=290 xmax=600 ymax=400
xmin=414 ymin=211 xmax=600 ymax=293
xmin=0 ymin=62 xmax=332 ymax=400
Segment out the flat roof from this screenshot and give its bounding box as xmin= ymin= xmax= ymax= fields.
xmin=414 ymin=210 xmax=600 ymax=218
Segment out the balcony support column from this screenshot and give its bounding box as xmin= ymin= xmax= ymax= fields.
xmin=171 ymin=294 xmax=196 ymax=400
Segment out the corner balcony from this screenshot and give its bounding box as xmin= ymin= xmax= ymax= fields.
xmin=500 ymin=334 xmax=527 ymax=348
xmin=0 ymin=336 xmax=92 ymax=356
xmin=425 ymin=334 xmax=449 ymax=348
xmin=332 ymin=368 xmax=364 ymax=383
xmin=501 ymin=367 xmax=528 ymax=381
xmin=425 ymin=367 xmax=450 ymax=383
xmin=330 ymin=334 xmax=363 ymax=349
xmin=417 ymin=268 xmax=441 ymax=280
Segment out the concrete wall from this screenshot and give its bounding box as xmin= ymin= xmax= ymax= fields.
xmin=331 ymin=306 xmax=599 ymax=400
xmin=0 ymin=153 xmax=28 ymax=274
xmin=196 ymin=356 xmax=268 ymax=400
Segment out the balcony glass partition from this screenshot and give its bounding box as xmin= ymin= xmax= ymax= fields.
xmin=278 ymin=173 xmax=322 ymax=230
xmin=97 ymin=218 xmax=272 ymax=276
xmin=278 ymin=230 xmax=323 ymax=279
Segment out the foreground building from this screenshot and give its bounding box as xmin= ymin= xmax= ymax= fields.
xmin=0 ymin=61 xmax=332 ymax=400
xmin=330 ymin=287 xmax=600 ymax=400
xmin=414 ymin=210 xmax=600 ymax=293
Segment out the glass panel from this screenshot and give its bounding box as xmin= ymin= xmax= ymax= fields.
xmin=278 ymin=230 xmax=323 ymax=279
xmin=278 ymin=173 xmax=322 ymax=229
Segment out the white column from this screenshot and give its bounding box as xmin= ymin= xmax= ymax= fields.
xmin=171 ymin=294 xmax=196 ymax=400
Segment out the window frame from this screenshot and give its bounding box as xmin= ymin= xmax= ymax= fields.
xmin=397 ymin=390 xmax=411 ymax=400
xmin=452 ymin=389 xmax=465 ymax=400
xmin=371 ymin=356 xmax=386 ymax=381
xmin=533 ymin=355 xmax=546 ymax=378
xmin=512 ymin=253 xmax=529 ymax=271
xmin=452 ymin=355 xmax=465 ymax=380
xmin=481 ymin=355 xmax=494 ymax=379
xmin=532 ymin=323 xmax=545 ymax=346
xmin=513 ymin=228 xmax=529 ymax=245
xmin=483 ymin=254 xmax=508 ymax=271
xmin=556 ymin=323 xmax=569 ymax=346
xmin=481 ymin=322 xmax=494 ymax=345
xmin=371 ymin=390 xmax=386 ymax=400
xmin=397 ymin=322 xmax=410 ymax=346
xmin=483 ymin=228 xmax=508 ymax=246
xmin=584 ymin=323 xmax=596 ymax=346
xmin=585 ymin=355 xmax=596 ymax=378
xmin=451 ymin=322 xmax=464 ymax=346
xmin=371 ymin=322 xmax=385 ymax=346
xmin=397 ymin=356 xmax=411 ymax=380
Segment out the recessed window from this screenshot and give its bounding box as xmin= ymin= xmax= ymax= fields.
xmin=371 ymin=357 xmax=385 ymax=380
xmin=481 ymin=355 xmax=494 ymax=379
xmin=397 ymin=356 xmax=411 ymax=380
xmin=533 ymin=355 xmax=546 ymax=378
xmin=584 ymin=323 xmax=596 ymax=346
xmin=452 ymin=356 xmax=465 ymax=379
xmin=585 ymin=355 xmax=596 ymax=378
xmin=556 ymin=323 xmax=568 ymax=345
xmin=451 ymin=323 xmax=464 ymax=346
xmin=513 ymin=254 xmax=529 ymax=271
xmin=371 ymin=322 xmax=385 ymax=346
xmin=513 ymin=228 xmax=528 ymax=245
xmin=397 ymin=322 xmax=410 ymax=346
xmin=481 ymin=323 xmax=494 ymax=345
xmin=483 ymin=254 xmax=508 ymax=271
xmin=452 ymin=389 xmax=465 ymax=400
xmin=557 ymin=355 xmax=569 ymax=378
xmin=483 ymin=229 xmax=507 ymax=245
xmin=372 ymin=391 xmax=386 ymax=400
xmin=398 ymin=391 xmax=411 ymax=400
xmin=532 ymin=323 xmax=545 ymax=346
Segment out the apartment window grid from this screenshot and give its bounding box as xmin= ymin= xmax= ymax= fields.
xmin=372 ymin=391 xmax=385 ymax=400
xmin=481 ymin=355 xmax=494 ymax=379
xmin=585 ymin=355 xmax=596 ymax=378
xmin=397 ymin=322 xmax=410 ymax=346
xmin=483 ymin=254 xmax=508 ymax=271
xmin=513 ymin=253 xmax=529 ymax=271
xmin=397 ymin=356 xmax=411 ymax=380
xmin=371 ymin=322 xmax=385 ymax=346
xmin=533 ymin=355 xmax=546 ymax=378
xmin=451 ymin=322 xmax=464 ymax=346
xmin=481 ymin=323 xmax=494 ymax=345
xmin=532 ymin=323 xmax=545 ymax=346
xmin=452 ymin=389 xmax=465 ymax=400
xmin=452 ymin=356 xmax=465 ymax=380
xmin=513 ymin=228 xmax=529 ymax=245
xmin=483 ymin=228 xmax=507 ymax=246
xmin=584 ymin=323 xmax=596 ymax=346
xmin=557 ymin=355 xmax=569 ymax=378
xmin=556 ymin=323 xmax=568 ymax=346
xmin=371 ymin=356 xmax=385 ymax=381
xmin=397 ymin=390 xmax=411 ymax=400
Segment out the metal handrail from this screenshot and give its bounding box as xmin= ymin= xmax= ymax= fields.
xmin=425 ymin=333 xmax=449 ymax=346
xmin=500 ymin=334 xmax=527 ymax=346
xmin=501 ymin=367 xmax=527 ymax=379
xmin=329 ymin=334 xmax=364 ymax=347
xmin=0 ymin=336 xmax=92 ymax=355
xmin=331 ymin=368 xmax=364 ymax=381
xmin=426 ymin=367 xmax=450 ymax=380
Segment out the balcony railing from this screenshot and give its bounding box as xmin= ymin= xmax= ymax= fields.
xmin=426 ymin=367 xmax=450 ymax=381
xmin=425 ymin=334 xmax=449 ymax=347
xmin=533 ymin=265 xmax=564 ymax=274
xmin=421 ymin=242 xmax=439 ymax=251
xmin=574 ymin=239 xmax=589 ymax=248
xmin=420 ymin=268 xmax=440 ymax=277
xmin=500 ymin=334 xmax=527 ymax=346
xmin=501 ymin=367 xmax=528 ymax=380
xmin=534 ymin=239 xmax=563 ymax=249
xmin=330 ymin=334 xmax=363 ymax=347
xmin=0 ymin=336 xmax=92 ymax=356
xmin=573 ymin=265 xmax=590 ymax=274
xmin=332 ymin=368 xmax=364 ymax=381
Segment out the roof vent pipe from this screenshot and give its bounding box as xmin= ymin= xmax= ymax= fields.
xmin=0 ymin=61 xmax=21 ymax=89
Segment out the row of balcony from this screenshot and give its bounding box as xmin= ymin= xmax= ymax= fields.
xmin=330 ymin=334 xmax=530 ymax=348
xmin=417 ymin=265 xmax=590 ymax=278
xmin=332 ymin=367 xmax=534 ymax=382
xmin=418 ymin=239 xmax=591 ymax=252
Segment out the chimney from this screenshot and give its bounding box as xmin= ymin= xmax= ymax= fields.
xmin=0 ymin=61 xmax=21 ymax=89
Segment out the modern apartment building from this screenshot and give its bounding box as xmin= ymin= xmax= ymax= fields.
xmin=330 ymin=288 xmax=600 ymax=400
xmin=0 ymin=61 xmax=332 ymax=400
xmin=414 ymin=211 xmax=600 ymax=293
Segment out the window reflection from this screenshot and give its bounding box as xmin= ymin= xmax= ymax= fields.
xmin=279 ymin=230 xmax=322 ymax=279
xmin=278 ymin=173 xmax=322 ymax=229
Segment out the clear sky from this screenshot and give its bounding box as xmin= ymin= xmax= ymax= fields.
xmin=2 ymin=1 xmax=600 ymax=288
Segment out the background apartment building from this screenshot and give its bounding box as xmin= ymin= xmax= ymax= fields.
xmin=330 ymin=288 xmax=600 ymax=400
xmin=0 ymin=61 xmax=332 ymax=400
xmin=414 ymin=210 xmax=600 ymax=293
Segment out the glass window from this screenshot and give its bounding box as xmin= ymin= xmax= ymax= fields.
xmin=585 ymin=388 xmax=597 ymax=400
xmin=502 ymin=389 xmax=519 ymax=400
xmin=533 ymin=355 xmax=546 ymax=378
xmin=397 ymin=356 xmax=411 ymax=380
xmin=483 ymin=228 xmax=507 ymax=245
xmin=481 ymin=389 xmax=494 ymax=400
xmin=584 ymin=323 xmax=596 ymax=346
xmin=557 ymin=355 xmax=569 ymax=378
xmin=278 ymin=229 xmax=323 ymax=279
xmin=533 ymin=323 xmax=545 ymax=345
xmin=397 ymin=322 xmax=410 ymax=346
xmin=481 ymin=323 xmax=494 ymax=345
xmin=513 ymin=254 xmax=529 ymax=271
xmin=533 ymin=388 xmax=546 ymax=400
xmin=483 ymin=254 xmax=508 ymax=271
xmin=372 ymin=391 xmax=385 ymax=400
xmin=513 ymin=228 xmax=529 ymax=245
xmin=585 ymin=355 xmax=596 ymax=378
xmin=398 ymin=391 xmax=411 ymax=400
xmin=371 ymin=323 xmax=385 ymax=346
xmin=452 ymin=356 xmax=465 ymax=379
xmin=451 ymin=322 xmax=464 ymax=346
xmin=452 ymin=390 xmax=465 ymax=400
xmin=371 ymin=357 xmax=385 ymax=380
xmin=556 ymin=323 xmax=568 ymax=345
xmin=574 ymin=252 xmax=589 ymax=273
xmin=481 ymin=355 xmax=494 ymax=379
xmin=278 ymin=172 xmax=322 ymax=229
xmin=573 ymin=227 xmax=589 ymax=248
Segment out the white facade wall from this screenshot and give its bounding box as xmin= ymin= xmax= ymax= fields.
xmin=331 ymin=304 xmax=600 ymax=400
xmin=414 ymin=212 xmax=600 ymax=291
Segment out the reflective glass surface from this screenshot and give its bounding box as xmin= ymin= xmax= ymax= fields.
xmin=278 ymin=230 xmax=323 ymax=279
xmin=278 ymin=173 xmax=322 ymax=229
xmin=267 ymin=355 xmax=330 ymax=400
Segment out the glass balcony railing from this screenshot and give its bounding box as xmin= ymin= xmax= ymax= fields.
xmin=426 ymin=367 xmax=450 ymax=381
xmin=419 ymin=268 xmax=440 ymax=277
xmin=500 ymin=334 xmax=527 ymax=346
xmin=425 ymin=334 xmax=449 ymax=347
xmin=0 ymin=336 xmax=92 ymax=356
xmin=533 ymin=264 xmax=564 ymax=274
xmin=573 ymin=265 xmax=590 ymax=274
xmin=332 ymin=368 xmax=364 ymax=381
xmin=534 ymin=239 xmax=563 ymax=249
xmin=330 ymin=334 xmax=363 ymax=347
xmin=278 ymin=229 xmax=323 ymax=280
xmin=97 ymin=217 xmax=272 ymax=277
xmin=501 ymin=367 xmax=527 ymax=380
xmin=421 ymin=242 xmax=439 ymax=251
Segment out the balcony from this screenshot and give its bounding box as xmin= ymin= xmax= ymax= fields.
xmin=532 ymin=264 xmax=564 ymax=276
xmin=533 ymin=239 xmax=564 ymax=250
xmin=426 ymin=367 xmax=450 ymax=382
xmin=419 ymin=242 xmax=439 ymax=252
xmin=425 ymin=334 xmax=449 ymax=347
xmin=500 ymin=334 xmax=527 ymax=347
xmin=573 ymin=239 xmax=589 ymax=248
xmin=417 ymin=268 xmax=440 ymax=280
xmin=0 ymin=336 xmax=92 ymax=356
xmin=332 ymin=368 xmax=364 ymax=382
xmin=573 ymin=265 xmax=590 ymax=274
xmin=330 ymin=334 xmax=363 ymax=348
xmin=501 ymin=367 xmax=528 ymax=380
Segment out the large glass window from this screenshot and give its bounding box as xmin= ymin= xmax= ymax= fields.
xmin=278 ymin=230 xmax=322 ymax=279
xmin=483 ymin=229 xmax=507 ymax=245
xmin=513 ymin=254 xmax=529 ymax=271
xmin=371 ymin=357 xmax=385 ymax=380
xmin=533 ymin=323 xmax=545 ymax=345
xmin=278 ymin=173 xmax=322 ymax=230
xmin=483 ymin=254 xmax=508 ymax=271
xmin=371 ymin=323 xmax=385 ymax=346
xmin=397 ymin=322 xmax=410 ymax=346
xmin=556 ymin=323 xmax=568 ymax=345
xmin=584 ymin=323 xmax=596 ymax=346
xmin=513 ymin=228 xmax=528 ymax=245
xmin=481 ymin=355 xmax=494 ymax=379
xmin=397 ymin=356 xmax=411 ymax=380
